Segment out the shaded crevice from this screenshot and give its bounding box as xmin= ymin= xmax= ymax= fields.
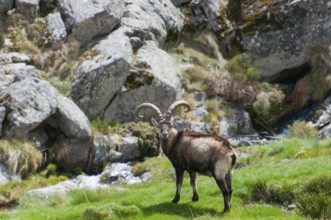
xmin=269 ymin=62 xmax=311 ymax=84
xmin=101 ymin=89 xmax=121 ymax=121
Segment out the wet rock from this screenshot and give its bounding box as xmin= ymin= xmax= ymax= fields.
xmin=99 ymin=163 xmax=142 ymax=184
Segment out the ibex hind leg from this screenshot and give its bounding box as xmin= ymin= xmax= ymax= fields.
xmin=214 ymin=175 xmax=230 ymax=212
xmin=225 ymin=169 xmax=234 ymax=208
xmin=188 ymin=171 xmax=199 ymax=202
xmin=213 ymin=161 xmax=231 ymax=212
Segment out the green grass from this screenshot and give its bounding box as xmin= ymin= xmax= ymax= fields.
xmin=1 ymin=138 xmax=331 ymax=219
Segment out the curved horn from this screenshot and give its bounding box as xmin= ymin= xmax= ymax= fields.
xmin=135 ymin=103 xmax=163 ymax=121
xmin=165 ymin=100 xmax=191 ymax=121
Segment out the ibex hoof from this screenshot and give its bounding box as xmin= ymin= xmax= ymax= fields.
xmin=222 ymin=208 xmax=230 ymax=213
xmin=192 ymin=195 xmax=199 ymax=202
xmin=171 ymin=198 xmax=179 ymax=203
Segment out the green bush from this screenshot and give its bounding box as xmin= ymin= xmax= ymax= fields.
xmin=113 ymin=122 xmax=159 ymax=157
xmin=110 ymin=203 xmax=142 ymax=218
xmin=83 ymin=207 xmax=111 ymax=220
xmin=296 ymin=175 xmax=331 ymax=219
xmin=91 ymin=117 xmax=110 ymax=134
xmin=287 ymin=121 xmax=319 ymax=139
xmin=225 ymin=53 xmax=260 ymax=82
xmin=253 ymin=90 xmax=284 ymax=121
xmin=250 ymin=180 xmax=295 ymax=206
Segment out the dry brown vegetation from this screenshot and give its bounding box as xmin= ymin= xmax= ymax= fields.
xmin=0 ymin=140 xmax=42 ymax=178
xmin=292 ymin=45 xmax=331 ymax=112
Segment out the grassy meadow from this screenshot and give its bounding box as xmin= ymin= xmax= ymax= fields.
xmin=0 ymin=138 xmax=331 ymax=219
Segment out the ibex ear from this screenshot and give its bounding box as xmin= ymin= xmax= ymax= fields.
xmin=151 ymin=118 xmax=159 ymax=127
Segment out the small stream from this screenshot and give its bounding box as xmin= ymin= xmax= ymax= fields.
xmin=24 ymin=163 xmax=145 ymax=199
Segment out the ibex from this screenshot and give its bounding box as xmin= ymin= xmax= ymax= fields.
xmin=135 ymin=100 xmax=237 ymax=212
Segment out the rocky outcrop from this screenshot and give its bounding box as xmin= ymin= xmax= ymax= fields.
xmin=57 ymin=0 xmax=124 ymax=43
xmin=0 ymin=163 xmax=20 ymax=186
xmin=71 ymin=0 xmax=184 ymax=122
xmin=219 ymin=105 xmax=258 ymax=139
xmin=0 ymin=106 xmax=5 ymax=136
xmin=0 ymin=52 xmax=31 ymax=64
xmin=238 ymin=0 xmax=331 ymax=82
xmin=71 ymin=28 xmax=133 ymax=116
xmin=0 ymin=53 xmax=94 ymax=172
xmin=102 ymin=40 xmax=182 ymax=123
xmin=0 ymin=77 xmax=58 ymax=139
xmin=0 ymin=0 xmax=14 ymax=14
xmin=15 ymin=0 xmax=40 ymax=21
xmin=52 ymin=95 xmax=92 ymax=140
xmin=308 ymin=96 xmax=331 ymax=139
xmin=122 ymin=0 xmax=183 ymax=46
xmin=45 ymin=12 xmax=67 ymax=44
xmin=47 ymin=138 xmax=93 ymax=172
xmin=0 ymin=63 xmax=41 ymax=82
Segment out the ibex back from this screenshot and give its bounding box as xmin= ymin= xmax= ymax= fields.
xmin=136 ymin=100 xmax=237 ymax=212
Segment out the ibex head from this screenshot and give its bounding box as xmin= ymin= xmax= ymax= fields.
xmin=135 ymin=100 xmax=191 ymax=140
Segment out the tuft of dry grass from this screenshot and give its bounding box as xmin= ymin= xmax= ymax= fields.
xmin=0 ymin=140 xmax=42 ymax=178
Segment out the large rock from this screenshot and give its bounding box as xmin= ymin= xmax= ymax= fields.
xmin=170 ymin=0 xmax=190 ymax=6
xmin=0 ymin=106 xmax=5 ymax=136
xmin=0 ymin=77 xmax=58 ymax=139
xmin=122 ymin=0 xmax=183 ymax=46
xmin=51 ymin=95 xmax=92 ymax=140
xmin=308 ymin=96 xmax=331 ymax=138
xmin=93 ymin=134 xmax=122 ymax=165
xmin=0 ymin=52 xmax=30 ymax=65
xmin=0 ymin=163 xmax=20 ymax=186
xmin=15 ymin=0 xmax=40 ymax=21
xmin=219 ymin=105 xmax=258 ymax=139
xmin=71 ymin=28 xmax=133 ymax=116
xmin=0 ymin=63 xmax=41 ymax=83
xmin=103 ymin=40 xmax=182 ymax=123
xmin=47 ymin=138 xmax=93 ymax=172
xmin=0 ymin=0 xmax=14 ymax=14
xmin=57 ymin=0 xmax=124 ymax=43
xmin=45 ymin=12 xmax=67 ymax=44
xmin=239 ymin=0 xmax=331 ymax=81
xmin=119 ymin=136 xmax=140 ymax=162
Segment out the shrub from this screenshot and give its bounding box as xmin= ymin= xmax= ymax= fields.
xmin=296 ymin=174 xmax=331 ymax=219
xmin=250 ymin=180 xmax=295 ymax=206
xmin=112 ymin=122 xmax=159 ymax=157
xmin=287 ymin=121 xmax=319 ymax=139
xmin=83 ymin=207 xmax=111 ymax=220
xmin=253 ymin=90 xmax=284 ymax=121
xmin=225 ymin=53 xmax=260 ymax=82
xmin=110 ymin=203 xmax=142 ymax=218
xmin=91 ymin=116 xmax=110 ymax=134
xmin=292 ymin=44 xmax=331 ymax=111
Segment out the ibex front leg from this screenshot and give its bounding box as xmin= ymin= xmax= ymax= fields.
xmin=172 ymin=168 xmax=184 ymax=203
